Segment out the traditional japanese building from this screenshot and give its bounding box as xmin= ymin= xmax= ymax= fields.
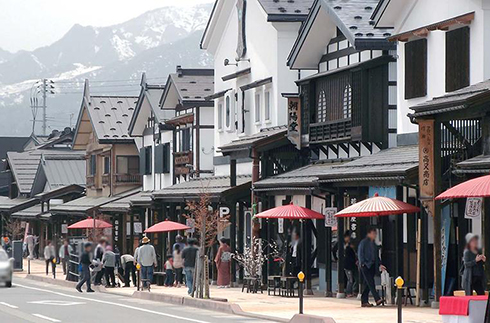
xmin=373 ymin=0 xmax=490 ymax=304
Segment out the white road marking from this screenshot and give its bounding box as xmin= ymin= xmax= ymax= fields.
xmin=28 ymin=300 xmax=85 ymax=306
xmin=32 ymin=314 xmax=61 ymax=322
xmin=0 ymin=301 xmax=18 ymax=309
xmin=15 ymin=283 xmax=210 ymax=323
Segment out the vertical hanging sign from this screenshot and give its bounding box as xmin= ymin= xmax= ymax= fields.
xmin=324 ymin=207 xmax=337 ymax=228
xmin=236 ymin=0 xmax=247 ymax=59
xmin=419 ymin=119 xmax=435 ymax=217
xmin=287 ymin=97 xmax=302 ymax=149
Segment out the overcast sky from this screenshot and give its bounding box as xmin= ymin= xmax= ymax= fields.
xmin=0 ymin=0 xmax=213 ymax=53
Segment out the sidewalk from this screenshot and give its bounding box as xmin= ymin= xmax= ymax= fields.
xmin=18 ymin=259 xmax=442 ymax=323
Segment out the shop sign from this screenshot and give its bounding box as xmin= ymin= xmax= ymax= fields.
xmin=287 ymin=97 xmax=301 ymax=149
xmin=419 ymin=119 xmax=435 ymax=201
xmin=278 ymin=218 xmax=284 ymax=233
xmin=186 ymin=218 xmax=195 ymax=234
xmin=61 ymin=224 xmax=68 ymax=234
xmin=324 ymin=207 xmax=337 ymax=228
xmin=465 ymin=197 xmax=483 ymax=219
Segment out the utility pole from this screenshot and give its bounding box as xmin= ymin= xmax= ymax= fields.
xmin=42 ymin=78 xmax=47 ymax=136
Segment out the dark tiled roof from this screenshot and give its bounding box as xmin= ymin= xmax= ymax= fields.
xmin=258 ymin=0 xmax=314 ymax=19
xmin=254 ymin=145 xmax=418 ymax=188
xmin=7 ymin=149 xmax=83 ymax=195
xmin=457 ymin=155 xmax=490 ymax=172
xmin=153 ymin=175 xmax=251 ymax=200
xmin=41 ymin=156 xmax=86 ymax=190
xmin=410 ymin=80 xmax=490 ymax=117
xmin=10 ymin=204 xmax=50 ymax=220
xmin=168 ymin=71 xmax=214 ymax=103
xmin=219 ymin=126 xmax=287 ymax=153
xmin=88 ymin=96 xmax=138 ymax=142
xmin=0 ymin=197 xmax=38 ymax=213
xmin=99 ymin=190 xmax=144 ymax=213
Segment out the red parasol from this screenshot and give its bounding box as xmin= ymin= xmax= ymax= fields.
xmin=254 ymin=203 xmax=324 ymax=220
xmin=67 ymin=217 xmax=112 ymax=229
xmin=436 ymin=174 xmax=490 ymax=200
xmin=144 ymin=220 xmax=191 ymax=233
xmin=335 ymin=193 xmax=420 ymax=217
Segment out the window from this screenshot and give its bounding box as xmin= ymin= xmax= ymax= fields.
xmin=218 ymin=101 xmax=223 ymax=130
xmin=405 ymin=39 xmax=427 ymax=99
xmin=317 ymin=90 xmax=327 ymax=123
xmin=140 ymin=146 xmax=152 ymax=175
xmin=117 ymin=156 xmax=139 ymax=175
xmin=89 ymin=155 xmax=96 ymax=176
xmin=180 ymin=128 xmax=191 ymax=152
xmin=155 ymin=143 xmax=170 ymax=174
xmin=264 ymin=91 xmax=271 ymax=121
xmin=446 ymin=27 xmax=470 ymax=92
xmin=343 ymin=85 xmax=352 ymax=119
xmin=255 ymin=93 xmax=261 ymax=123
xmin=225 ymin=95 xmax=231 ymax=129
xmin=103 ymin=156 xmax=110 ymax=175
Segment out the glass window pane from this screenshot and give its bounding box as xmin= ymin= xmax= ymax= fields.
xmin=255 ymin=93 xmax=261 ymax=122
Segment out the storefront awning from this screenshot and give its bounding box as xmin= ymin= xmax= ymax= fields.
xmin=0 ymin=197 xmax=39 ymax=215
xmin=152 ymin=176 xmax=251 ymax=202
xmin=34 ymin=184 xmax=85 ymax=202
xmin=454 ymin=155 xmax=490 ymax=174
xmin=218 ymin=126 xmax=287 ymax=155
xmin=50 ymin=188 xmax=140 ymax=216
xmin=99 ymin=190 xmax=145 ymax=213
xmin=11 ymin=204 xmax=51 ymax=221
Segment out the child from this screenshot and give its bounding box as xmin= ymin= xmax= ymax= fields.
xmin=164 ymin=255 xmax=174 ymax=287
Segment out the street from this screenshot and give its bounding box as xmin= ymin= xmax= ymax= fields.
xmin=0 ymin=277 xmax=274 ymax=323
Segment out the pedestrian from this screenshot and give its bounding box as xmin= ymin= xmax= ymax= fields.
xmin=25 ymin=232 xmax=35 ymax=259
xmin=58 ymin=239 xmax=73 ymax=276
xmin=215 ymin=238 xmax=231 ymax=288
xmin=343 ymin=231 xmax=358 ymax=297
xmin=182 ymin=238 xmax=199 ymax=295
xmin=34 ymin=235 xmax=39 ymax=259
xmin=76 ymin=243 xmax=95 ymax=293
xmin=120 ymin=254 xmax=137 ymax=287
xmin=93 ymin=237 xmax=107 ymax=286
xmin=173 ymin=244 xmax=184 ymax=287
xmin=164 ymin=255 xmax=174 ymax=287
xmin=137 ymin=236 xmax=157 ymax=288
xmin=358 ymin=226 xmax=386 ymax=307
xmin=290 ymin=230 xmax=302 ymax=276
xmin=44 ymin=240 xmax=56 ymax=276
xmin=463 ymin=233 xmax=486 ymax=296
xmin=102 ymin=245 xmax=116 ymax=287
xmin=173 ymin=235 xmax=186 ymax=251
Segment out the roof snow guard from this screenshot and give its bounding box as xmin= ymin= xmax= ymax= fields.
xmin=258 ymin=0 xmax=315 ymax=21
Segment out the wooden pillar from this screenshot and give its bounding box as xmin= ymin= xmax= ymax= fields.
xmin=433 ymin=120 xmax=442 ymax=303
xmin=336 ymin=191 xmax=345 ymax=297
xmin=161 ymin=203 xmax=167 ymax=270
xmin=395 ymin=186 xmax=404 ymax=278
xmin=130 ymin=212 xmax=134 ymax=253
xmin=325 ymin=194 xmax=333 ymax=296
xmin=305 ymin=195 xmax=313 ymax=294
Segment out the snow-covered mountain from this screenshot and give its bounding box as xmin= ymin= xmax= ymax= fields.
xmin=0 ymin=3 xmax=213 ymax=136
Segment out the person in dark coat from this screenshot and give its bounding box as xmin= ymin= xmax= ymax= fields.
xmin=343 ymin=231 xmax=358 ymax=297
xmin=358 ymin=226 xmax=386 ymax=307
xmin=76 ymin=243 xmax=95 ymax=293
xmin=462 ymin=233 xmax=486 ymax=296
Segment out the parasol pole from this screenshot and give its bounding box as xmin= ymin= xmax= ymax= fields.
xmin=416 ymin=218 xmax=422 ymax=307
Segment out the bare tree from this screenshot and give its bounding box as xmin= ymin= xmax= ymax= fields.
xmin=5 ymin=219 xmax=24 ymax=241
xmin=184 ymin=192 xmax=230 ymax=299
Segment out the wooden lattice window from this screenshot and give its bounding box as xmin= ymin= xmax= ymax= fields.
xmin=317 ymin=90 xmax=327 ymax=123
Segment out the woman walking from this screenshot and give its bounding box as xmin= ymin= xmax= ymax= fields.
xmin=463 ymin=233 xmax=486 ymax=296
xmin=173 ymin=244 xmax=184 ymax=287
xmin=215 ymin=238 xmax=231 ymax=288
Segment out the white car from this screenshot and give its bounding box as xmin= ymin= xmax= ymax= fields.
xmin=0 ymin=249 xmax=13 ymax=287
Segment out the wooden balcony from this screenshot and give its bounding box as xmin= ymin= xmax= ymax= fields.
xmin=309 ymin=119 xmax=352 ymax=144
xmin=86 ymin=175 xmax=95 ymax=187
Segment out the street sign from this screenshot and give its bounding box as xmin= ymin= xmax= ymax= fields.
xmin=465 ymin=197 xmax=482 ymax=219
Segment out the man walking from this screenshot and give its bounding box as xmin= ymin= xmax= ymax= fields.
xmin=102 ymin=245 xmax=117 ymax=287
xmin=25 ymin=232 xmax=35 ymax=259
xmin=58 ymin=240 xmax=73 ymax=275
xmin=182 ymin=238 xmax=199 ymax=295
xmin=44 ymin=240 xmax=56 ymax=276
xmin=120 ymin=253 xmax=137 ymax=287
xmin=358 ymin=226 xmax=386 ymax=307
xmin=137 ymin=236 xmax=157 ymax=288
xmin=76 ymin=243 xmax=95 ymax=293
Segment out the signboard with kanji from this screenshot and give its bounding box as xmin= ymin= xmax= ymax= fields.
xmin=324 ymin=207 xmax=337 ymax=228
xmin=465 ymin=197 xmax=483 ymax=219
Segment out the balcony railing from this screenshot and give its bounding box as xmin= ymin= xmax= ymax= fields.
xmin=86 ymin=175 xmax=95 ymax=187
xmin=114 ymin=173 xmax=142 ymax=185
xmin=309 ymin=119 xmax=352 ymax=144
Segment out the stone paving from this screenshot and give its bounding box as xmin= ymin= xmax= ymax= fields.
xmin=17 ymin=259 xmax=442 ymax=323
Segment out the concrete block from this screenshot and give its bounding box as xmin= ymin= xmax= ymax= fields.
xmin=289 ymin=314 xmax=336 ymax=323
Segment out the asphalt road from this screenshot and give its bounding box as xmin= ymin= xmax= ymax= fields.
xmin=0 ymin=277 xmax=275 ymax=323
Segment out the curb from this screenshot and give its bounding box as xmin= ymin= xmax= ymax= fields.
xmin=24 ymin=275 xmax=334 ymax=323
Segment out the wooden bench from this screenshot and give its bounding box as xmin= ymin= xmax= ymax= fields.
xmin=153 ymin=271 xmax=165 ymax=286
xmin=281 ymin=276 xmax=297 ymax=297
xmin=242 ymin=277 xmax=262 ymax=293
